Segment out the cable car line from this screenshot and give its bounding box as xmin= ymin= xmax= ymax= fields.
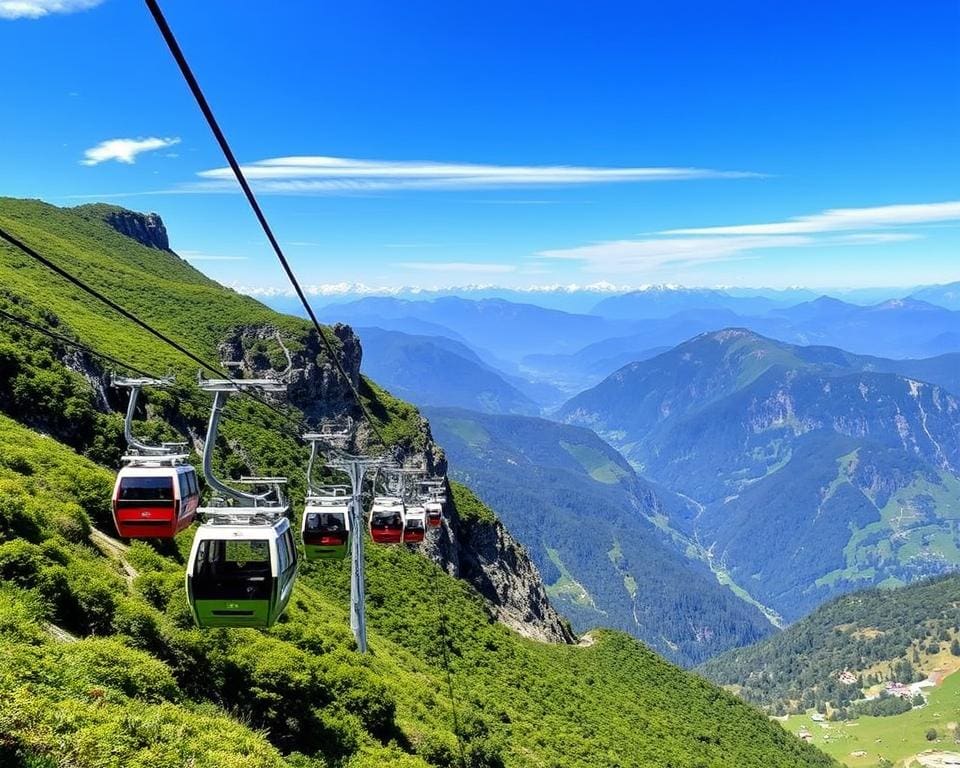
xmin=143 ymin=0 xmax=388 ymax=449
xmin=0 ymin=306 xmax=160 ymax=380
xmin=0 ymin=224 xmax=309 ymax=436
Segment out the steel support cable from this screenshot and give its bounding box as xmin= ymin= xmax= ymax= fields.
xmin=143 ymin=0 xmax=388 ymax=448
xmin=431 ymin=565 xmax=468 ymax=768
xmin=0 ymin=306 xmax=159 ymax=379
xmin=0 ymin=224 xmax=309 ymax=436
xmin=0 ymin=306 xmax=306 ymax=450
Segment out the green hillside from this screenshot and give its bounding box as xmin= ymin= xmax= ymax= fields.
xmin=699 ymin=573 xmax=960 ymax=714
xmin=0 ymin=198 xmax=839 ymax=766
xmin=0 ymin=414 xmax=839 ymax=768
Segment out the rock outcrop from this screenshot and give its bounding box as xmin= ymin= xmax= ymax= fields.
xmin=423 ymin=491 xmax=576 ymax=644
xmin=101 ymin=210 xmax=170 ymax=250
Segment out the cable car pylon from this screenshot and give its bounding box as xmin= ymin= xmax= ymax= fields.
xmin=305 ymin=427 xmax=393 ymax=653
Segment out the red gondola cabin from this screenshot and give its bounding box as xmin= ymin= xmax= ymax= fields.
xmin=402 ymin=506 xmax=426 ymax=543
xmin=425 ymin=500 xmax=443 ymax=528
xmin=112 ymin=462 xmax=199 ymax=538
xmin=370 ymin=496 xmax=405 ymax=544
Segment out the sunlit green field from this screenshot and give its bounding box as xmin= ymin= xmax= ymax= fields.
xmin=787 ymin=671 xmax=960 ymax=767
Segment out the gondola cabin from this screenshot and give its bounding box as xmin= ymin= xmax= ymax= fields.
xmin=402 ymin=505 xmax=426 ymax=543
xmin=301 ymin=493 xmax=350 ymax=561
xmin=112 ymin=458 xmax=199 ymax=539
xmin=186 ymin=517 xmax=297 ymax=628
xmin=370 ymin=496 xmax=405 ymax=544
xmin=425 ymin=500 xmax=443 ymax=528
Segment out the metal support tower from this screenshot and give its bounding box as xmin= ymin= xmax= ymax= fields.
xmin=325 ymin=449 xmax=394 ymax=654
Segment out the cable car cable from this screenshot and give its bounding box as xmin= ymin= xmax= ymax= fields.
xmin=0 ymin=306 xmax=306 ymax=451
xmin=431 ymin=565 xmax=468 ymax=768
xmin=0 ymin=306 xmax=160 ymax=380
xmin=143 ymin=0 xmax=388 ymax=449
xmin=0 ymin=224 xmax=309 ymax=435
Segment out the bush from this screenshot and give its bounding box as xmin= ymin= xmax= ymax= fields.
xmin=111 ymin=597 xmax=164 ymax=655
xmin=51 ymin=502 xmax=91 ymax=544
xmin=56 ymin=637 xmax=181 ymax=702
xmin=927 ymin=728 xmax=938 ymax=741
xmin=0 ymin=540 xmax=46 ymax=586
xmin=0 ymin=483 xmax=42 ymax=543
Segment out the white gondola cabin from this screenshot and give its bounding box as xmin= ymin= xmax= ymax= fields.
xmin=186 ymin=516 xmax=297 ymax=628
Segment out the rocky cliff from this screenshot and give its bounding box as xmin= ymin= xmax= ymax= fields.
xmin=73 ymin=204 xmax=171 ymax=250
xmin=423 ymin=486 xmax=576 ymax=644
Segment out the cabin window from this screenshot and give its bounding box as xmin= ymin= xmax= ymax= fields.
xmin=192 ymin=539 xmax=271 ymax=600
xmin=178 ymin=472 xmax=190 ymax=499
xmin=118 ymin=476 xmax=174 ymax=504
xmin=186 ymin=470 xmax=198 ymax=496
xmin=282 ymin=529 xmax=298 ymax=572
xmin=306 ymin=512 xmax=346 ymax=532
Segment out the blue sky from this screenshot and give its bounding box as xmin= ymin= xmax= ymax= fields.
xmin=1 ymin=0 xmax=958 ymax=294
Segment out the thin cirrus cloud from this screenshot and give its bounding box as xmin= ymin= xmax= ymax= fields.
xmin=81 ymin=137 xmax=181 ymax=166
xmin=663 ymin=200 xmax=960 ymax=236
xmin=0 ymin=0 xmax=102 ymax=19
xmin=539 ymin=200 xmax=958 ymax=274
xmin=191 ymin=155 xmax=762 ymax=193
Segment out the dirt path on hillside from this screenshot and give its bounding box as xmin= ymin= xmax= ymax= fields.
xmin=89 ymin=528 xmax=139 ymax=583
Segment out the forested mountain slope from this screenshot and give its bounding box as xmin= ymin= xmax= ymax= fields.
xmin=0 ymin=198 xmax=836 ymax=767
xmin=560 ymin=329 xmax=960 ymax=620
xmin=699 ymin=573 xmax=960 ymax=714
xmin=425 ymin=406 xmax=775 ymax=666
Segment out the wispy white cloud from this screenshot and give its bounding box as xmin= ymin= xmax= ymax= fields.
xmin=664 ymin=200 xmax=960 ymax=236
xmin=191 ymin=155 xmax=762 ymax=194
xmin=0 ymin=0 xmax=102 ymax=19
xmin=832 ymin=232 xmax=922 ymax=244
xmin=81 ymin=137 xmax=181 ymax=166
xmin=539 ymin=200 xmax=948 ymax=275
xmin=398 ymin=261 xmax=517 ymax=273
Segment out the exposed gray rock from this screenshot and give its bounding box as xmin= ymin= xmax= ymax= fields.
xmin=102 ymin=210 xmax=170 ymax=250
xmin=422 ymin=486 xmax=576 ymax=645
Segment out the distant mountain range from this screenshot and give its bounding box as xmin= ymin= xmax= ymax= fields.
xmin=425 ymin=406 xmax=776 ymax=666
xmin=559 ymin=329 xmax=960 ymax=620
xmin=355 ymin=326 xmax=540 ymax=414
xmin=300 ymin=290 xmax=960 ymax=403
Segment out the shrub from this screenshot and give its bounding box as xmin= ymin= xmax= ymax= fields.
xmin=56 ymin=638 xmax=180 ymax=702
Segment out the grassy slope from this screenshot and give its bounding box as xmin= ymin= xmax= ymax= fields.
xmin=0 ymin=413 xmax=838 ymax=768
xmin=787 ymin=670 xmax=960 ymax=768
xmin=0 ymin=198 xmax=837 ymax=767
